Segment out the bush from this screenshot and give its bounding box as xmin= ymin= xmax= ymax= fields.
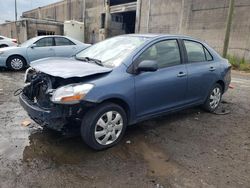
xmin=227 ymin=55 xmax=250 ymax=72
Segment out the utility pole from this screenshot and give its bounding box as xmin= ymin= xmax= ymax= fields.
xmin=104 ymin=0 xmax=111 ymax=39
xmin=14 ymin=0 xmax=19 ymax=43
xmin=223 ymin=0 xmax=235 ymax=58
xmin=15 ymin=0 xmax=17 ymax=21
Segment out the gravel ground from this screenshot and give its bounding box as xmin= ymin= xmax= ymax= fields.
xmin=0 ymin=70 xmax=249 ymax=188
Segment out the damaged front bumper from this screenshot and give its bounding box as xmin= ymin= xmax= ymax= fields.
xmin=19 ymin=93 xmax=94 ymax=131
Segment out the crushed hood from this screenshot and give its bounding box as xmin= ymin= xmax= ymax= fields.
xmin=30 ymin=57 xmax=112 ymax=79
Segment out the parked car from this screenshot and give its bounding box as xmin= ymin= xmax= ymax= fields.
xmin=19 ymin=34 xmax=231 ymax=150
xmin=0 ymin=35 xmax=18 ymax=48
xmin=0 ymin=35 xmax=90 ymax=70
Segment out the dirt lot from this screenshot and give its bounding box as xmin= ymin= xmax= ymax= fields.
xmin=0 ymin=70 xmax=249 ymax=188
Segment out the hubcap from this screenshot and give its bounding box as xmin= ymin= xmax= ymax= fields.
xmin=209 ymin=87 xmax=221 ymax=109
xmin=11 ymin=58 xmax=23 ymax=70
xmin=94 ymin=111 xmax=123 ymax=145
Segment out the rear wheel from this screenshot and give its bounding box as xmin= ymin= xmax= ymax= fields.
xmin=203 ymin=83 xmax=222 ymax=112
xmin=6 ymin=56 xmax=26 ymax=71
xmin=81 ymin=102 xmax=127 ymax=150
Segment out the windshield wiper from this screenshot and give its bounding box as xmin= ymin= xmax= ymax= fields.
xmin=76 ymin=56 xmax=103 ymax=66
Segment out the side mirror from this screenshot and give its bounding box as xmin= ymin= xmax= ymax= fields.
xmin=30 ymin=43 xmax=37 ymax=49
xmin=137 ymin=60 xmax=158 ymax=73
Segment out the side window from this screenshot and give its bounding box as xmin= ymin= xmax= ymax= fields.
xmin=184 ymin=40 xmax=206 ymax=62
xmin=204 ymin=47 xmax=213 ymax=61
xmin=55 ymin=37 xmax=75 ymax=46
xmin=35 ymin=38 xmax=53 ymax=47
xmin=136 ymin=40 xmax=181 ymax=69
xmin=0 ymin=37 xmax=3 ymax=40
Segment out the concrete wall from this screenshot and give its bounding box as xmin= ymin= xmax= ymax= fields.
xmin=22 ymin=0 xmax=85 ymax=22
xmin=0 ymin=19 xmax=63 ymax=43
xmin=0 ymin=20 xmax=28 ymax=43
xmin=139 ymin=0 xmax=250 ymax=60
xmin=22 ymin=0 xmax=105 ymax=43
xmin=84 ymin=0 xmax=105 ymax=43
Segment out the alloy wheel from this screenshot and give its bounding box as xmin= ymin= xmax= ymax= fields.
xmin=10 ymin=58 xmax=23 ymax=70
xmin=94 ymin=111 xmax=123 ymax=145
xmin=209 ymin=87 xmax=221 ymax=109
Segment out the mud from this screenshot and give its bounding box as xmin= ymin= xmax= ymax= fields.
xmin=0 ymin=70 xmax=249 ymax=188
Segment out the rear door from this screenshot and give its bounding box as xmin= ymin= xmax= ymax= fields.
xmin=27 ymin=37 xmax=55 ymax=62
xmin=183 ymin=40 xmax=220 ymax=104
xmin=54 ymin=37 xmax=78 ymax=57
xmin=134 ymin=39 xmax=188 ymax=117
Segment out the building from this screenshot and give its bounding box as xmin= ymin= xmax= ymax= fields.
xmin=0 ymin=0 xmax=249 ymax=60
xmin=0 ymin=18 xmax=63 ymax=43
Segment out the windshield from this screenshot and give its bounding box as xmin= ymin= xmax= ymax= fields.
xmin=75 ymin=36 xmax=149 ymax=68
xmin=20 ymin=37 xmax=38 ymax=47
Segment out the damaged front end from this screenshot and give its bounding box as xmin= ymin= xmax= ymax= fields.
xmin=19 ymin=68 xmax=95 ymax=131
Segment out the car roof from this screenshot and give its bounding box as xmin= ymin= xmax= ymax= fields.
xmin=29 ymin=35 xmax=83 ymax=44
xmin=33 ymin=35 xmax=68 ymax=39
xmin=124 ymin=33 xmax=201 ymax=41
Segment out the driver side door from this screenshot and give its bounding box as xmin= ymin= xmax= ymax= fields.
xmin=134 ymin=39 xmax=188 ymax=118
xmin=27 ymin=37 xmax=55 ymax=62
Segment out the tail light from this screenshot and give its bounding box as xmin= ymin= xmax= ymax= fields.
xmin=12 ymin=39 xmax=17 ymax=43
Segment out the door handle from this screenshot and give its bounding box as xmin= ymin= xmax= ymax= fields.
xmin=177 ymin=72 xmax=186 ymax=77
xmin=209 ymin=67 xmax=216 ymax=71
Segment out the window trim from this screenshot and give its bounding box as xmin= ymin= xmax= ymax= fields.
xmin=182 ymin=39 xmax=214 ymax=63
xmin=34 ymin=37 xmax=55 ymax=48
xmin=54 ymin=37 xmax=76 ymax=46
xmin=130 ymin=38 xmax=183 ymax=73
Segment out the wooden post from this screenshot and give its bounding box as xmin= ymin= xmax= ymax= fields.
xmin=223 ymin=0 xmax=235 ymax=58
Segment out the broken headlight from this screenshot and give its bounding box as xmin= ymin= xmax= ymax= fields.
xmin=51 ymin=83 xmax=94 ymax=104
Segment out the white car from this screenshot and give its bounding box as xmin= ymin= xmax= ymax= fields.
xmin=0 ymin=35 xmax=18 ymax=48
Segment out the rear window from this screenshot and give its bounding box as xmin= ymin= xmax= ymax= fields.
xmin=55 ymin=37 xmax=75 ymax=46
xmin=184 ymin=40 xmax=213 ymax=62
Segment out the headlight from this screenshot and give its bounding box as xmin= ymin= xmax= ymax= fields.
xmin=51 ymin=83 xmax=94 ymax=104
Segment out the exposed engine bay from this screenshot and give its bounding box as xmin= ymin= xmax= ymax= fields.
xmin=20 ymin=68 xmax=95 ymax=132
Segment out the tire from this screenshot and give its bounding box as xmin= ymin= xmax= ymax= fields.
xmin=6 ymin=55 xmax=26 ymax=71
xmin=0 ymin=44 xmax=8 ymax=48
xmin=81 ymin=102 xmax=127 ymax=150
xmin=202 ymin=83 xmax=222 ymax=112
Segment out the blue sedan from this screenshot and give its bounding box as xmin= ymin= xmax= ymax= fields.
xmin=20 ymin=34 xmax=231 ymax=150
xmin=0 ymin=35 xmax=90 ymax=70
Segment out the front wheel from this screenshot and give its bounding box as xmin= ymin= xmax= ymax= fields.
xmin=203 ymin=83 xmax=222 ymax=112
xmin=6 ymin=56 xmax=26 ymax=71
xmin=81 ymin=102 xmax=127 ymax=150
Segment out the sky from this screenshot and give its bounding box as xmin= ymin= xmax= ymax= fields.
xmin=0 ymin=0 xmax=61 ymax=23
